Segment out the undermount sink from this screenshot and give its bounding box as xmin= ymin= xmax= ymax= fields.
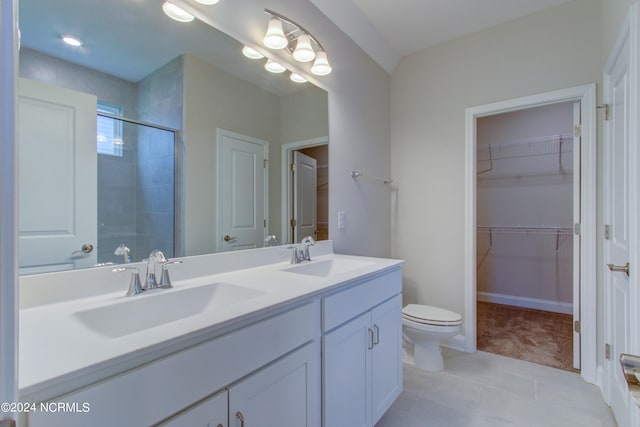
xmin=282 ymin=258 xmax=375 ymax=277
xmin=73 ymin=282 xmax=265 ymax=338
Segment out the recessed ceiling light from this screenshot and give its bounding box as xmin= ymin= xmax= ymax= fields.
xmin=61 ymin=35 xmax=83 ymax=47
xmin=242 ymin=46 xmax=264 ymax=59
xmin=194 ymin=0 xmax=220 ymax=4
xmin=162 ymin=1 xmax=195 ymax=22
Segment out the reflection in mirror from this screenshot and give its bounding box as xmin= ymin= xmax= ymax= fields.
xmin=17 ymin=0 xmax=329 ymax=274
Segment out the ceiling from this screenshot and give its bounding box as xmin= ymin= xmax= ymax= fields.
xmin=310 ymin=0 xmax=574 ymax=73
xmin=18 ymin=0 xmax=302 ymax=96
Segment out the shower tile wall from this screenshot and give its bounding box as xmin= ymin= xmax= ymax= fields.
xmin=136 ymin=57 xmax=183 ymax=259
xmin=19 ymin=48 xmax=140 ymax=264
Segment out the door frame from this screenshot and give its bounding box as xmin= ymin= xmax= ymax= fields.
xmin=0 ymin=0 xmax=18 ymax=419
xmin=602 ymin=4 xmax=640 ymax=423
xmin=464 ymin=84 xmax=597 ymax=384
xmin=215 ymin=128 xmax=269 ymax=253
xmin=281 ymin=136 xmax=328 ymax=245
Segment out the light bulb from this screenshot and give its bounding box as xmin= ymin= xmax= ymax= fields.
xmin=292 ymin=34 xmax=316 ymax=63
xmin=242 ymin=46 xmax=264 ymax=59
xmin=263 ymin=18 xmax=288 ymax=49
xmin=162 ymin=1 xmax=194 ymax=22
xmin=264 ymin=59 xmax=286 ymax=73
xmin=195 ymin=0 xmax=219 ymax=4
xmin=290 ymin=72 xmax=308 ymax=83
xmin=61 ymin=35 xmax=82 ymax=47
xmin=310 ymin=50 xmax=332 ymax=76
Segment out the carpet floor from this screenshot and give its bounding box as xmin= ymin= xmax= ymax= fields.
xmin=476 ymin=301 xmax=576 ymax=372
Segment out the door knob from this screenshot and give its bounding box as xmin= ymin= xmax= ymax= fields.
xmin=607 ymin=262 xmax=629 ymax=277
xmin=223 ymin=235 xmax=237 ymax=242
xmin=72 ymin=243 xmax=94 ymax=255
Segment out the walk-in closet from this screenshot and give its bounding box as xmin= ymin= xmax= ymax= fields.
xmin=476 ymin=101 xmax=578 ymax=371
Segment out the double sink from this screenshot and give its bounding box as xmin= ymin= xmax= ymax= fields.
xmin=72 ymin=257 xmax=374 ymax=338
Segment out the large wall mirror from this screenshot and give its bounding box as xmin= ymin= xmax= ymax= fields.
xmin=18 ymin=0 xmax=329 ymax=274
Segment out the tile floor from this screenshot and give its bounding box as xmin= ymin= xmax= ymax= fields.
xmin=376 ymin=349 xmax=617 ymax=427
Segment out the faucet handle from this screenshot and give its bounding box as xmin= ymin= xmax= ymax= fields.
xmin=159 ymin=260 xmax=183 ymax=289
xmin=286 ymin=246 xmax=302 ymax=264
xmin=301 ymin=236 xmax=316 ymax=261
xmin=113 ymin=267 xmax=144 ymax=297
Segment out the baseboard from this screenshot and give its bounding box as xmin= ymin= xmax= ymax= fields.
xmin=442 ymin=334 xmax=467 ymax=353
xmin=477 ymin=292 xmax=572 ymax=314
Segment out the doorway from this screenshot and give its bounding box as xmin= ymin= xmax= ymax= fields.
xmin=464 ymin=85 xmax=597 ymax=383
xmin=475 ymin=102 xmax=578 ymax=371
xmin=281 ymin=137 xmax=329 ymax=245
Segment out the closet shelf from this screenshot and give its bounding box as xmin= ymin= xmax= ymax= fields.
xmin=478 ymin=133 xmax=574 ymax=176
xmin=477 ymin=226 xmax=573 ymax=253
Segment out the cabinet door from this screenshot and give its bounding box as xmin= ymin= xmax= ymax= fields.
xmin=371 ymin=295 xmax=403 ymax=425
xmin=229 ymin=342 xmax=320 ymax=427
xmin=323 ymin=312 xmax=372 ymax=427
xmin=159 ymin=389 xmax=228 ymax=427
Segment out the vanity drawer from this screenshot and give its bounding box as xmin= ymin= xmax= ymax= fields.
xmin=322 ymin=269 xmax=402 ymax=332
xmin=28 ymin=301 xmax=320 ymax=427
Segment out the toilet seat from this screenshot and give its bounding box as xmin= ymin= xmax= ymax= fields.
xmin=402 ymin=304 xmax=462 ymax=326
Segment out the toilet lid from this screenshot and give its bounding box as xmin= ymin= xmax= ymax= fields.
xmin=402 ymin=304 xmax=462 ymax=326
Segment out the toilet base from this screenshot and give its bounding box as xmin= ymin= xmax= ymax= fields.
xmin=413 ymin=340 xmax=445 ymax=372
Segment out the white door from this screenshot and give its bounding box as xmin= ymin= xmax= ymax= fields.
xmin=604 ymin=21 xmax=632 ymax=427
xmin=18 ymin=78 xmax=97 ymax=274
xmin=323 ymin=312 xmax=371 ymax=427
xmin=293 ymin=151 xmax=317 ymax=243
xmin=371 ymin=295 xmax=402 ymax=425
xmin=572 ymin=102 xmax=581 ymax=370
xmin=216 ymin=130 xmax=268 ymax=252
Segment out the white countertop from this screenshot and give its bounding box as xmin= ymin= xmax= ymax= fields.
xmin=19 ymin=246 xmax=403 ymax=402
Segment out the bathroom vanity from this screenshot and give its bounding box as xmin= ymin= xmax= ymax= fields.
xmin=19 ymin=242 xmax=403 ymax=426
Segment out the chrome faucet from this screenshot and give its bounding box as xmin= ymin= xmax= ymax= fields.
xmin=144 ymin=250 xmax=182 ymax=290
xmin=114 ymin=244 xmax=131 ymax=263
xmin=113 ymin=266 xmax=144 ymax=296
xmin=301 ymin=236 xmax=316 ymax=261
xmin=113 ymin=250 xmax=182 ymax=297
xmin=287 ymin=236 xmax=316 ymax=264
xmin=264 ymin=235 xmax=280 ymax=247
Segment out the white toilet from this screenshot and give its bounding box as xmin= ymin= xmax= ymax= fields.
xmin=402 ymin=304 xmax=463 ymax=372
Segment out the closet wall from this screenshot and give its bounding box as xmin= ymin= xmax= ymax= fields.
xmin=476 ymin=102 xmax=574 ymax=313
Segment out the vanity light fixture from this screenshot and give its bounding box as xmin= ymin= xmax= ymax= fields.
xmin=162 ymin=1 xmax=195 ymax=23
xmin=242 ymin=45 xmax=265 ymax=59
xmin=310 ymin=50 xmax=332 ymax=76
xmin=264 ymin=59 xmax=286 ymax=73
xmin=261 ymin=9 xmax=332 ymax=76
xmin=289 ymin=72 xmax=308 ymax=83
xmin=61 ymin=35 xmax=83 ymax=47
xmin=194 ymin=0 xmax=220 ymax=4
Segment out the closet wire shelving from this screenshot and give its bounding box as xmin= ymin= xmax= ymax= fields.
xmin=477 ymin=133 xmax=574 ymax=178
xmin=476 ymin=226 xmax=573 ymax=269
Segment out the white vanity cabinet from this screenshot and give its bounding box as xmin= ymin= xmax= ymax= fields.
xmin=228 ymin=341 xmax=320 ymax=427
xmin=159 ymin=389 xmax=228 ymax=427
xmin=322 ymin=270 xmax=403 ymax=427
xmin=159 ymin=342 xmax=319 ymax=427
xmin=27 ymin=302 xmax=320 ymax=427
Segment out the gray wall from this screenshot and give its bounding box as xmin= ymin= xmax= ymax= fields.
xmin=136 ymin=57 xmax=183 ymax=259
xmin=390 ymin=0 xmax=601 ymax=322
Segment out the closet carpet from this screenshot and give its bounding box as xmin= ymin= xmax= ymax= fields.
xmin=476 ymin=301 xmax=576 ymax=372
